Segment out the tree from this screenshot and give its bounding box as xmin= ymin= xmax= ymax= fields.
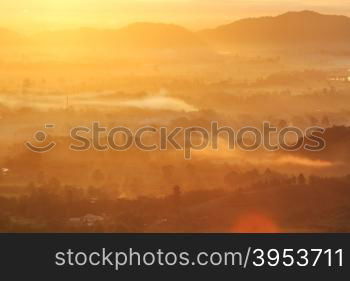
xmin=92 ymin=169 xmax=105 ymax=183
xmin=297 ymin=173 xmax=306 ymax=185
xmin=36 ymin=171 xmax=46 ymax=185
xmin=322 ymin=116 xmax=330 ymax=127
xmin=173 ymin=185 xmax=182 ymax=199
xmin=48 ymin=177 xmax=61 ymax=189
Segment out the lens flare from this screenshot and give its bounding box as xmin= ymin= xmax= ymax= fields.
xmin=231 ymin=213 xmax=281 ymax=233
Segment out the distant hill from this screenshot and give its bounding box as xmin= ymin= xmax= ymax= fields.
xmin=29 ymin=23 xmax=209 ymax=59
xmin=2 ymin=11 xmax=350 ymax=59
xmin=117 ymin=23 xmax=205 ymax=49
xmin=294 ymin=126 xmax=350 ymax=164
xmin=198 ymin=11 xmax=350 ymax=48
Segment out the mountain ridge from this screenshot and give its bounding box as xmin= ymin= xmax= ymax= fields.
xmin=1 ymin=11 xmax=350 ymax=56
xmin=198 ymin=10 xmax=350 ymax=46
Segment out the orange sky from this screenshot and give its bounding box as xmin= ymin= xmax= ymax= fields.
xmin=2 ymin=0 xmax=350 ymax=32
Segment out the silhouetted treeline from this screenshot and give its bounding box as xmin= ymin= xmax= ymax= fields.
xmin=1 ymin=171 xmax=350 ymax=233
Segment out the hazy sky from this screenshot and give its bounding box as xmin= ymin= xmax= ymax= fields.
xmin=2 ymin=0 xmax=350 ymax=32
